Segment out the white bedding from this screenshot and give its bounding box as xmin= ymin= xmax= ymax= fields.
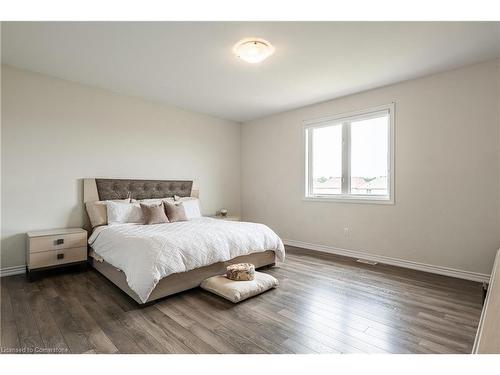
xmin=88 ymin=217 xmax=285 ymax=303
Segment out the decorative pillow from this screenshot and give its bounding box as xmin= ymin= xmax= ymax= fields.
xmin=107 ymin=201 xmax=144 ymax=225
xmin=85 ymin=199 xmax=130 ymax=228
xmin=200 ymin=271 xmax=279 ymax=303
xmin=140 ymin=203 xmax=169 ymax=225
xmin=163 ymin=202 xmax=188 ymax=222
xmin=180 ymin=198 xmax=202 ymax=219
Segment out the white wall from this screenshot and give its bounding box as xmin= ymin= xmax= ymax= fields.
xmin=3 ymin=60 xmax=500 ymax=277
xmin=242 ymin=60 xmax=500 ymax=276
xmin=1 ymin=65 xmax=241 ymax=269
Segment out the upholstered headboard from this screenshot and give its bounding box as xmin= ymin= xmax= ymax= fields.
xmin=83 ymin=178 xmax=199 ymax=203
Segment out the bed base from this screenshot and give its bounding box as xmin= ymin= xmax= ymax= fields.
xmin=91 ymin=250 xmax=276 ymax=305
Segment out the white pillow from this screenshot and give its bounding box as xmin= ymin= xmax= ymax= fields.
xmin=179 ymin=198 xmax=202 ymax=219
xmin=85 ymin=199 xmax=129 ymax=228
xmin=106 ymin=201 xmax=144 ymax=225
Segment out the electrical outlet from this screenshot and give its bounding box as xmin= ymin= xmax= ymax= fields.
xmin=343 ymin=227 xmax=349 ymax=238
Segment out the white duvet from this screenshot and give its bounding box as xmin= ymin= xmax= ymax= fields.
xmin=88 ymin=217 xmax=285 ymax=302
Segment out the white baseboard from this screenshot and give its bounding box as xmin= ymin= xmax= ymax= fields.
xmin=0 ymin=265 xmax=26 ymax=277
xmin=2 ymin=242 xmax=490 ymax=283
xmin=283 ymin=239 xmax=491 ymax=283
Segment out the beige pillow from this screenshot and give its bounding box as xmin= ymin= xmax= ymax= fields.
xmin=200 ymin=271 xmax=279 ymax=303
xmin=163 ymin=202 xmax=188 ymax=222
xmin=85 ymin=199 xmax=129 ymax=228
xmin=140 ymin=203 xmax=169 ymax=225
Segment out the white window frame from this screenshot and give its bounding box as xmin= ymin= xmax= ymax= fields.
xmin=303 ymin=103 xmax=395 ymax=204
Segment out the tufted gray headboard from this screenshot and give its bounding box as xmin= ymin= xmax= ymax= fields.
xmin=83 ymin=178 xmax=199 ymax=203
xmin=95 ymin=179 xmax=192 ymax=200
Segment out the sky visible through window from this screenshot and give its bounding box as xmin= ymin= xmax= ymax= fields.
xmin=312 ymin=115 xmax=389 ymax=195
xmin=351 ymin=117 xmax=388 ymax=177
xmin=312 ymin=124 xmax=342 ymax=179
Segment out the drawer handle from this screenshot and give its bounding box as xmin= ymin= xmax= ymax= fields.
xmin=57 ymin=253 xmax=64 ymax=260
xmin=55 ymin=238 xmax=64 ymax=245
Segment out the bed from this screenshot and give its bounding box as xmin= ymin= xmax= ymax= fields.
xmin=83 ymin=178 xmax=284 ymax=305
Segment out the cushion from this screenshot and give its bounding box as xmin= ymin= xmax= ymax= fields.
xmin=85 ymin=199 xmax=129 ymax=228
xmin=180 ymin=198 xmax=202 ymax=219
xmin=226 ymin=263 xmax=255 ymax=281
xmin=164 ymin=202 xmax=188 ymax=222
xmin=200 ymin=271 xmax=279 ymax=303
xmin=107 ymin=201 xmax=144 ymax=225
xmin=140 ymin=203 xmax=169 ymax=225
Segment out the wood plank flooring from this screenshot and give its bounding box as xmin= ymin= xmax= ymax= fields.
xmin=0 ymin=246 xmax=483 ymax=354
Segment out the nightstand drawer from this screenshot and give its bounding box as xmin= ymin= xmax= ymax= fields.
xmin=28 ymin=232 xmax=87 ymax=253
xmin=29 ymin=246 xmax=88 ymax=270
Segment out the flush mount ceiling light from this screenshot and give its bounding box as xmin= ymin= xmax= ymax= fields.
xmin=233 ymin=38 xmax=275 ymax=64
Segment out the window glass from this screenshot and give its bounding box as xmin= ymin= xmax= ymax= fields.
xmin=312 ymin=124 xmax=342 ymax=195
xmin=350 ymin=115 xmax=389 ymax=196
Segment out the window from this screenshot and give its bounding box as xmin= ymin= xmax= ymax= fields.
xmin=304 ymin=104 xmax=394 ymax=203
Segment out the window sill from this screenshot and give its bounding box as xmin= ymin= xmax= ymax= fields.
xmin=303 ymin=195 xmax=394 ymax=205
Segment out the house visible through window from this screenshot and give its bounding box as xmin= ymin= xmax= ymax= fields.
xmin=304 ymin=104 xmax=394 ymax=203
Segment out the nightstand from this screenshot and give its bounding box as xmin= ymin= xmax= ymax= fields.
xmin=209 ymin=215 xmax=241 ymax=222
xmin=26 ymin=228 xmax=88 ymax=280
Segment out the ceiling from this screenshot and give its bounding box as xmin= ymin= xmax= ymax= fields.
xmin=2 ymin=22 xmax=499 ymax=122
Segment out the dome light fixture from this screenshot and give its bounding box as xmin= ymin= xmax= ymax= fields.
xmin=233 ymin=37 xmax=275 ymax=64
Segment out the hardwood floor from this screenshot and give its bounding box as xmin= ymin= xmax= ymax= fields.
xmin=0 ymin=246 xmax=483 ymax=354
